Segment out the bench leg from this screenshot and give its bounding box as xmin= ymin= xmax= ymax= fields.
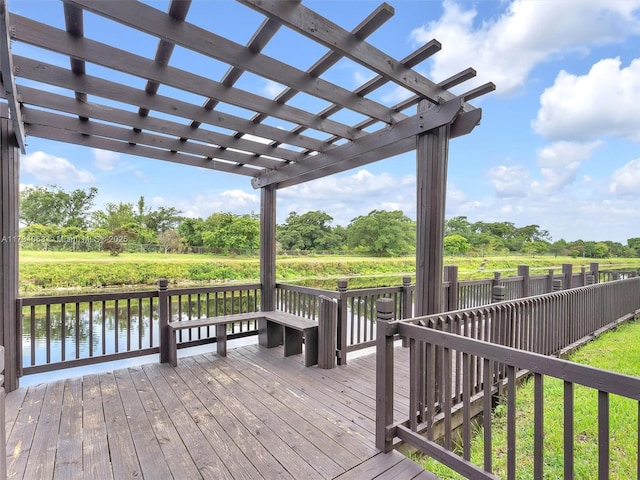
xmin=303 ymin=327 xmax=318 ymax=367
xmin=216 ymin=323 xmax=227 ymax=356
xmin=168 ymin=330 xmax=178 ymax=367
xmin=284 ymin=327 xmax=303 ymax=357
xmin=260 ymin=319 xmax=283 ymax=348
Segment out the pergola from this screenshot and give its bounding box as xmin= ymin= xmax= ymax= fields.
xmin=0 ymin=0 xmax=493 ymax=391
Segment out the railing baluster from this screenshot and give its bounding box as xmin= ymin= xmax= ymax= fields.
xmin=483 ymin=357 xmax=492 ymax=473
xmin=61 ymin=303 xmax=66 ymax=362
xmin=564 ymin=381 xmax=574 ymax=479
xmin=534 ymin=373 xmax=544 ymax=480
xmin=507 ymin=365 xmax=516 ymax=480
xmin=598 ymin=390 xmax=609 ymax=480
xmin=75 ymin=302 xmax=80 ymax=360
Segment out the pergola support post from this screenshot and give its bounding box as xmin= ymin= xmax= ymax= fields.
xmin=415 ymin=100 xmax=450 ymax=316
xmin=0 ymin=107 xmax=20 ymax=392
xmin=259 ymin=184 xmax=279 ymax=346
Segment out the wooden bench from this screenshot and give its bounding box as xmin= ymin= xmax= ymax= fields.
xmin=166 ymin=311 xmax=318 ymax=367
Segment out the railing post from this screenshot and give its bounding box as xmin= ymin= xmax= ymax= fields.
xmin=444 ymin=266 xmax=458 ymax=311
xmin=492 ymin=272 xmax=505 ymax=303
xmin=562 ymin=263 xmax=573 ymax=290
xmin=590 ymin=262 xmax=599 ymax=283
xmin=547 ymin=269 xmax=554 ymax=293
xmin=553 ymin=279 xmax=563 ymax=292
xmin=580 ymin=266 xmax=587 ymax=287
xmin=376 ymin=298 xmax=395 ymax=452
xmin=336 ymin=279 xmax=348 ymax=366
xmin=318 ymin=296 xmax=338 ymax=369
xmin=518 ymin=265 xmax=530 ymax=298
xmin=401 ymin=276 xmax=413 ymax=319
xmin=158 ymin=278 xmax=170 ymax=363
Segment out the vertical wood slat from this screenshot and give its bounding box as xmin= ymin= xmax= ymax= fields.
xmin=564 ymin=381 xmax=574 ymax=479
xmin=598 ymin=390 xmax=609 ymax=480
xmin=483 ymin=358 xmax=492 ymax=473
xmin=61 ymin=303 xmax=67 ymax=362
xmin=534 ymin=373 xmax=544 ymax=480
xmin=506 ymin=365 xmax=516 ymax=480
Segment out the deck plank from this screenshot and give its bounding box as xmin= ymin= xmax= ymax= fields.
xmin=6 ymin=383 xmax=47 ymax=479
xmin=113 ymin=368 xmax=173 ymax=479
xmin=53 ymin=378 xmax=83 ymax=480
xmin=5 ymin=343 xmax=435 ymax=479
xmin=22 ymin=380 xmax=64 ymax=480
xmin=127 ymin=365 xmax=204 ymax=480
xmin=82 ymin=374 xmax=114 ymax=480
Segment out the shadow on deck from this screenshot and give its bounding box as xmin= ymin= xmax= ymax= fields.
xmin=4 ymin=343 xmax=438 ymax=479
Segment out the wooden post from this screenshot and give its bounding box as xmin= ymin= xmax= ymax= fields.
xmin=547 ymin=269 xmax=555 ymax=293
xmin=158 ymin=278 xmax=169 ymax=363
xmin=401 ymin=276 xmax=413 ymax=319
xmin=562 ymin=263 xmax=573 ymax=290
xmin=336 ymin=279 xmax=348 ymax=366
xmin=590 ymin=262 xmax=599 ymax=283
xmin=444 ymin=265 xmax=458 ymax=311
xmin=259 ymin=184 xmax=278 ymax=346
xmin=518 ymin=265 xmax=530 ymax=298
xmin=492 ymin=272 xmax=505 ymax=303
xmin=375 ymin=297 xmax=395 ymax=452
xmin=318 ymin=295 xmax=337 ymax=369
xmin=415 ymin=100 xmax=449 ymax=316
xmin=0 ymin=108 xmax=19 ymax=392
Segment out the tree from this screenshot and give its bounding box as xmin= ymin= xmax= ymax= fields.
xmin=277 ymin=210 xmax=343 ymax=252
xmin=521 ymin=240 xmax=550 ymax=256
xmin=20 ymin=185 xmax=97 ymax=228
xmin=444 ymin=235 xmax=470 ymax=256
xmin=346 ymin=210 xmax=415 ymax=256
xmin=158 ymin=229 xmax=182 ymax=253
xmin=178 ymin=217 xmax=206 ymax=246
xmin=202 ymin=212 xmax=260 ymax=252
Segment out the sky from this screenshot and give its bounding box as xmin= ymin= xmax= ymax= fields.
xmin=11 ymin=0 xmax=640 ymax=244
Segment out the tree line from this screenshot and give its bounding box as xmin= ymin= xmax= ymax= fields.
xmin=17 ymin=185 xmax=640 ymax=258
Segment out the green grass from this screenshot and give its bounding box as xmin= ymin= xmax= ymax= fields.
xmin=418 ymin=319 xmax=640 ymax=479
xmin=18 ymin=250 xmax=640 ymax=295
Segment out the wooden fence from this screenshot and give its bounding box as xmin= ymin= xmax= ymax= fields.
xmin=376 ymin=276 xmax=640 ymax=479
xmin=16 ymin=262 xmax=638 ymax=373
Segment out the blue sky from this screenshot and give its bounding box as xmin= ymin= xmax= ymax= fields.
xmin=13 ymin=0 xmax=640 ymax=243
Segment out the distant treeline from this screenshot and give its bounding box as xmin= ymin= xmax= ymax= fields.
xmin=18 ymin=185 xmax=640 ymax=258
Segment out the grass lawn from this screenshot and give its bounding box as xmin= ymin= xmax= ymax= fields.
xmin=418 ymin=319 xmax=640 ymax=479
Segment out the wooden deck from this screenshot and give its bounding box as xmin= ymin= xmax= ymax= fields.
xmin=4 ymin=343 xmax=438 ymax=479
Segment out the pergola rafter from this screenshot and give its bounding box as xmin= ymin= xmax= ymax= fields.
xmin=0 ymin=0 xmax=495 ymax=391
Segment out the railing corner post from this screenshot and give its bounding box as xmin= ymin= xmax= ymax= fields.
xmin=318 ymin=295 xmax=338 ymax=369
xmin=518 ymin=264 xmax=530 ymax=298
xmin=158 ymin=278 xmax=169 ymax=363
xmin=562 ymin=263 xmax=573 ymax=290
xmin=444 ymin=265 xmax=458 ymax=311
xmin=376 ymin=297 xmax=395 ymax=452
xmin=492 ymin=272 xmax=505 ymax=303
xmin=401 ymin=276 xmax=413 ymax=319
xmin=336 ymin=279 xmax=348 ymax=366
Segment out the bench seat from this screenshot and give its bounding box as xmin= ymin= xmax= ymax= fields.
xmin=166 ymin=311 xmax=318 ymax=367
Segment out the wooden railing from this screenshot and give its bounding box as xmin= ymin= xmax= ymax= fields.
xmin=18 ymin=282 xmax=261 ymax=374
xmin=17 ymin=262 xmax=635 ymax=374
xmin=376 ymin=276 xmax=640 ymax=479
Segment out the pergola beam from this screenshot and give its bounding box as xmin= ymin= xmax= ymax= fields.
xmin=238 ymin=0 xmax=486 ymax=112
xmin=252 ymin=98 xmax=463 ymax=189
xmin=13 ymin=55 xmax=327 ymax=153
xmin=11 ymin=14 xmax=364 ymax=142
xmin=19 ymin=86 xmax=295 ymax=166
xmin=66 ymin=0 xmax=404 ymax=126
xmin=26 ymin=123 xmax=260 ymax=176
xmin=0 ymin=2 xmax=25 ymax=153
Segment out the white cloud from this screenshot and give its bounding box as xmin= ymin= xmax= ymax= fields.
xmin=533 ymin=58 xmax=640 ymax=142
xmin=262 ymin=80 xmax=285 ymax=98
xmin=21 ymin=151 xmax=96 ymax=184
xmin=531 ymin=141 xmax=601 ymax=192
xmin=178 ymin=189 xmax=260 ymax=219
xmin=93 ymin=149 xmax=120 ymax=171
xmin=609 ymin=158 xmax=640 ymax=195
xmin=410 ymin=0 xmax=640 ymax=95
xmin=279 ymin=169 xmax=416 ymax=224
xmin=486 ymin=165 xmax=530 ymax=197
